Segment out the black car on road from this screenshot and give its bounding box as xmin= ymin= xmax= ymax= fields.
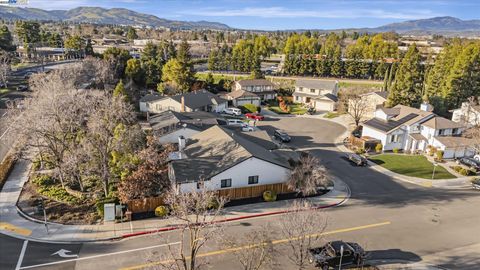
xmin=346 ymin=153 xmax=368 ymax=166
xmin=274 ymin=130 xmax=291 ymax=143
xmin=457 ymin=157 xmax=480 ymax=172
xmin=309 ymin=241 xmax=366 ymax=269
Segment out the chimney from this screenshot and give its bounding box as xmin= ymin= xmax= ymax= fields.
xmin=178 ymin=135 xmax=186 ymax=152
xmin=420 ymin=102 xmax=434 ymax=112
xmin=181 ymin=96 xmax=185 ymax=112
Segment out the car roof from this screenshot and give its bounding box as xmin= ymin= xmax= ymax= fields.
xmin=329 ymin=241 xmax=354 ymax=252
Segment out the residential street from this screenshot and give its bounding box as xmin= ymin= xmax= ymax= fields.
xmin=1 ymin=116 xmax=479 ymax=270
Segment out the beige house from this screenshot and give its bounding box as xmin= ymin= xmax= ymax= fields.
xmin=139 ymin=90 xmax=227 ymax=114
xmin=220 ymin=89 xmax=261 ymax=107
xmin=349 ymin=91 xmax=388 ymax=119
xmin=234 ymin=79 xmax=277 ymax=101
xmin=292 ymin=80 xmax=338 ymax=112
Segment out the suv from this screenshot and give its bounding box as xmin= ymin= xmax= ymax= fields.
xmin=309 ymin=241 xmax=366 ymax=269
xmin=457 ymin=157 xmax=480 ymax=172
xmin=274 ymin=130 xmax=291 ymax=143
xmin=223 ymin=107 xmax=242 ymax=116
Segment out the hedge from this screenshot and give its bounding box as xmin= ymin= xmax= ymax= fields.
xmin=450 ymin=166 xmax=476 ymax=176
xmin=240 ymin=104 xmax=260 ymax=113
xmin=154 ymin=205 xmax=170 ymax=218
xmin=0 ymin=155 xmax=16 ymax=192
xmin=263 ymin=190 xmax=277 ymax=202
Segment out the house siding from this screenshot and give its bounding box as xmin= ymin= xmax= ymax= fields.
xmin=178 ymin=157 xmax=290 ymax=193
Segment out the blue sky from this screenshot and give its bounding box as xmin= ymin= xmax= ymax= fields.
xmin=26 ymin=0 xmax=480 ymax=30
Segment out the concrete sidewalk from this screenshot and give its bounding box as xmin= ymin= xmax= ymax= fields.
xmin=0 ymin=160 xmax=350 ymax=242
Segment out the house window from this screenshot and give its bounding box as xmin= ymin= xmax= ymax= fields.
xmin=438 ymin=129 xmax=445 ymax=136
xmin=220 ymin=179 xmax=232 ymax=188
xmin=296 ymin=96 xmax=300 ymax=101
xmin=390 ymin=134 xmax=401 ymax=143
xmin=310 ymin=89 xmax=315 ymax=93
xmin=299 ymin=87 xmax=303 ymax=92
xmin=248 ymin=175 xmax=259 ymax=185
xmin=452 ymin=128 xmax=458 ymax=134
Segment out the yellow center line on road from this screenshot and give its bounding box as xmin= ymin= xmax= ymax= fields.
xmin=0 ymin=222 xmax=32 ymax=236
xmin=120 ymin=221 xmax=391 ymax=270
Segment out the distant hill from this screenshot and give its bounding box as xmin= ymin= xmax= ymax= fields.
xmin=0 ymin=6 xmax=231 ymax=30
xmin=370 ymin=16 xmax=480 ymax=36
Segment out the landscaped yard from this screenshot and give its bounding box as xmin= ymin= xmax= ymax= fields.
xmin=0 ymin=88 xmax=9 ymax=95
xmin=268 ymin=103 xmax=307 ymax=115
xmin=369 ymin=154 xmax=456 ymax=179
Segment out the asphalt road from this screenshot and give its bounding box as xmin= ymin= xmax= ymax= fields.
xmin=2 ymin=117 xmax=480 ymax=270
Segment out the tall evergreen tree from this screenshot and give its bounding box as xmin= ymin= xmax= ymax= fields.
xmin=0 ymin=25 xmax=15 ymax=51
xmin=387 ymin=44 xmax=423 ymax=107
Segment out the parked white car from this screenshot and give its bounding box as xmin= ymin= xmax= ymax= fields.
xmin=242 ymin=125 xmax=258 ymax=132
xmin=227 ymin=119 xmax=245 ymax=126
xmin=223 ymin=107 xmax=242 ymax=116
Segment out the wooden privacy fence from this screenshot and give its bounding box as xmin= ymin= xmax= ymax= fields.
xmin=217 ymin=183 xmax=293 ymax=200
xmin=126 ymin=183 xmax=294 ymax=214
xmin=127 ymin=196 xmax=165 ymax=214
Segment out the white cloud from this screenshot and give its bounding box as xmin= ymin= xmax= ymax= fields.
xmin=179 ymin=6 xmax=440 ymax=20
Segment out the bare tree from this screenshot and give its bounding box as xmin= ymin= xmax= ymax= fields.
xmin=221 ymin=225 xmax=276 ymax=270
xmin=288 ymin=154 xmax=330 ymax=196
xmin=0 ymin=50 xmax=10 ymax=87
xmin=346 ymin=91 xmax=369 ymax=127
xmin=279 ymin=201 xmax=327 ymax=270
xmin=161 ymin=186 xmax=227 ymax=270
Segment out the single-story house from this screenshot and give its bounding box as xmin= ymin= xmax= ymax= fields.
xmin=148 ymin=110 xmax=223 ymax=144
xmin=234 ymin=79 xmax=277 ymax=101
xmin=292 ymin=80 xmax=339 ymax=112
xmin=220 ymin=89 xmax=261 ymax=107
xmin=139 ymin=90 xmax=227 ymax=114
xmin=168 ymin=125 xmax=293 ymax=193
xmin=362 ymin=103 xmax=474 ymax=158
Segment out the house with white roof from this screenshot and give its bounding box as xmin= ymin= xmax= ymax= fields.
xmin=292 ymin=80 xmax=338 ymax=111
xmin=362 ymin=103 xmax=474 ymax=159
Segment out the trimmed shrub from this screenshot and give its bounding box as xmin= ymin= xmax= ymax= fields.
xmin=37 ymin=186 xmax=79 ymax=204
xmin=393 ymin=148 xmax=400 ymax=154
xmin=355 ymin=148 xmax=366 ymax=154
xmin=207 ymin=197 xmax=220 ymax=210
xmin=0 ymin=154 xmax=16 ymax=191
xmin=435 ymin=150 xmax=444 ymax=162
xmin=154 ymin=205 xmax=170 ymax=218
xmin=375 ymin=143 xmax=383 ymax=153
xmin=32 ymin=175 xmax=55 ymax=186
xmin=263 ymin=190 xmax=277 ymax=202
xmin=451 ymin=166 xmax=476 ymax=176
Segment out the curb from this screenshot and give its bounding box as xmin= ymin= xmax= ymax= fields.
xmin=120 ymin=189 xmax=350 ymax=239
xmin=16 ymin=205 xmax=63 ymax=226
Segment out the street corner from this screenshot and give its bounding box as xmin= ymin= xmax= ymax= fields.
xmin=0 ymin=222 xmax=32 ymax=236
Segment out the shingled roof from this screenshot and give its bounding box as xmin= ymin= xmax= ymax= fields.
xmin=170 ymin=126 xmax=291 ymax=183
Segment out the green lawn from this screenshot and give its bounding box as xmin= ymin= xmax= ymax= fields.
xmin=268 ymin=103 xmax=307 ymax=115
xmin=369 ymin=154 xmax=456 ymax=180
xmin=0 ymin=88 xmax=10 ymax=95
xmin=323 ymin=112 xmax=342 ymax=119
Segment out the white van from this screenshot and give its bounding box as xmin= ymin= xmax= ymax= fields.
xmin=223 ymin=107 xmax=242 ymax=116
xmin=227 ymin=119 xmax=245 ymax=126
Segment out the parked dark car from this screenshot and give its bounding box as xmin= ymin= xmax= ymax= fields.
xmin=307 ymin=107 xmax=316 ymax=115
xmin=17 ymin=85 xmax=28 ymax=91
xmin=457 ymin=157 xmax=480 ymax=172
xmin=472 ymin=178 xmax=480 ymax=190
xmin=274 ymin=130 xmax=291 ymax=143
xmin=309 ymin=241 xmax=366 ymax=269
xmin=346 ymin=153 xmax=368 ymax=166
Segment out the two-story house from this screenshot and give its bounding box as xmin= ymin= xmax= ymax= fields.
xmin=139 ymin=90 xmax=227 ymax=114
xmin=234 ymin=79 xmax=277 ymax=101
xmin=348 ymin=91 xmax=388 ymax=119
xmin=292 ymin=80 xmax=338 ymax=112
xmin=362 ymin=103 xmax=474 ymax=159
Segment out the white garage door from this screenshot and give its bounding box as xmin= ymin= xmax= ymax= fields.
xmin=314 ymin=100 xmax=333 ymax=112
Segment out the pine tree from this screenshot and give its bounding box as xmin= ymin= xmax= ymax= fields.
xmin=113 ymin=80 xmax=128 ymax=101
xmin=387 ymin=44 xmax=423 ymax=107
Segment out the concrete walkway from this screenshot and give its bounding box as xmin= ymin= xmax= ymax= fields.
xmin=0 ymin=160 xmax=349 ymax=242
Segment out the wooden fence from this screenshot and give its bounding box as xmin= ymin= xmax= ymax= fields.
xmin=126 ymin=183 xmax=294 ymax=214
xmin=126 ymin=196 xmax=165 ymax=214
xmin=217 ymin=183 xmax=293 ymax=200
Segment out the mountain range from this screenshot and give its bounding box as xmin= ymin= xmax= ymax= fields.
xmin=0 ymin=6 xmax=230 ymax=30
xmin=1 ymin=6 xmax=480 ymax=36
